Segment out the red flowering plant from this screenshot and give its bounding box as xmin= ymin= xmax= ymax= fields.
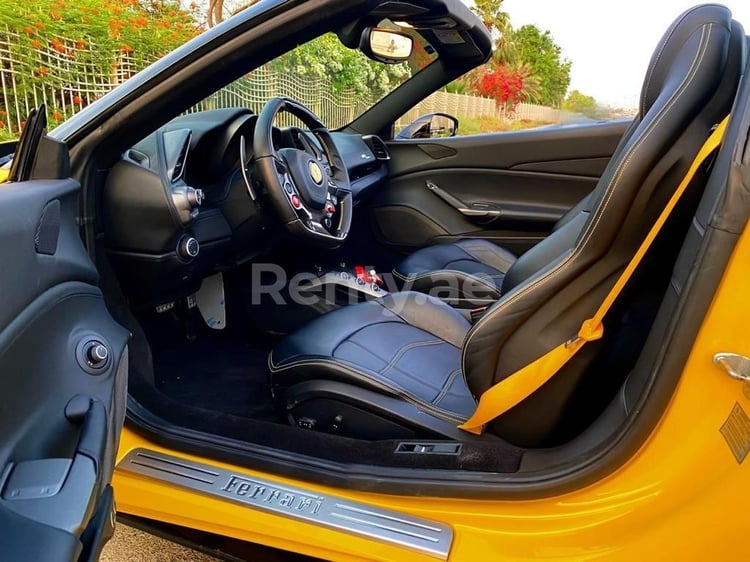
xmin=0 ymin=0 xmax=203 ymax=139
xmin=467 ymin=62 xmax=537 ymax=113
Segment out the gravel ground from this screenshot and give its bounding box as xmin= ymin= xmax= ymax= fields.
xmin=100 ymin=525 xmax=221 ymax=562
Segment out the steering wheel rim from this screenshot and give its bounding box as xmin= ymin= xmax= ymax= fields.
xmin=254 ymin=97 xmax=353 ymax=248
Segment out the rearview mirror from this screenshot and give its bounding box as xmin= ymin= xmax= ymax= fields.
xmin=361 ymin=28 xmax=413 ymax=63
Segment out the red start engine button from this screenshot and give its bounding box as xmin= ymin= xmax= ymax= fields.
xmin=326 ymin=204 xmax=336 ymax=214
xmin=291 ymin=194 xmax=302 ymax=209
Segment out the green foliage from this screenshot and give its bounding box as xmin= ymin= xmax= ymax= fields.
xmin=0 ymin=0 xmax=200 ymax=138
xmin=470 ymin=0 xmax=517 ymax=66
xmin=462 ymin=2 xmax=571 ymax=109
xmin=445 ymin=80 xmax=467 ymax=94
xmin=563 ymin=89 xmax=601 ymax=118
xmin=267 ymin=33 xmax=412 ymax=99
xmin=471 ymin=0 xmax=523 ymax=67
xmin=0 ymin=0 xmax=199 ymax=61
xmin=470 ymin=0 xmax=511 ymax=35
xmin=511 ymin=25 xmax=571 ymax=107
xmin=457 ymin=57 xmax=542 ymax=107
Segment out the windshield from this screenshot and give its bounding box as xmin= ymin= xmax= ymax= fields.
xmin=190 ymin=24 xmax=437 ymax=129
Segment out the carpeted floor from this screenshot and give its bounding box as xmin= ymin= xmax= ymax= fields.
xmin=153 ymin=338 xmax=277 ymax=421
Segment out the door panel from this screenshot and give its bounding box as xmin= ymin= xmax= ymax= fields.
xmin=373 ymin=120 xmax=629 ymax=255
xmin=0 ymin=178 xmax=129 ymax=561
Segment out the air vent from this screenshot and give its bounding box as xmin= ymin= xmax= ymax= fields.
xmin=363 ymin=135 xmax=390 ymax=161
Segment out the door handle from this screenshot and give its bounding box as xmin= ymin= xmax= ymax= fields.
xmin=425 ymin=180 xmax=502 ymax=217
xmin=66 ymin=395 xmax=108 ymax=478
xmin=0 ymin=397 xmax=108 ymax=534
xmin=714 ymin=353 xmax=750 ymax=381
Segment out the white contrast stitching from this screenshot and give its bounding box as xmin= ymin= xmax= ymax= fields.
xmin=394 ymin=268 xmax=502 ymax=293
xmin=269 ymin=356 xmax=471 ymax=422
xmin=462 ymin=24 xmax=714 ymax=379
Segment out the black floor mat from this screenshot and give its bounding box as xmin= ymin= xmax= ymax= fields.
xmin=153 ymin=339 xmax=277 ymax=420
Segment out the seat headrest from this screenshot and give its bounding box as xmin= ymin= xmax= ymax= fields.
xmin=640 ymin=4 xmax=732 ymax=116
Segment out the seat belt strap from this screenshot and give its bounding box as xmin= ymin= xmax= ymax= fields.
xmin=459 ymin=116 xmax=730 ymax=435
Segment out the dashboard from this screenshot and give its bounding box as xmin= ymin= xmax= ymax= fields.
xmin=103 ymin=108 xmax=390 ymax=304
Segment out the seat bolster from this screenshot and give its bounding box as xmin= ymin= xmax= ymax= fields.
xmin=395 ymin=240 xmax=515 ymax=281
xmin=270 ymin=299 xmax=401 ymax=369
xmin=268 ymin=294 xmax=475 ymax=422
xmin=270 ymin=292 xmax=471 ymax=370
xmin=396 ymin=269 xmax=503 ymax=304
xmin=377 ymin=292 xmax=472 ymax=348
xmin=453 ymin=239 xmax=517 ymax=272
xmin=394 ymin=242 xmax=476 ymax=280
xmin=393 ymin=240 xmax=515 ymax=301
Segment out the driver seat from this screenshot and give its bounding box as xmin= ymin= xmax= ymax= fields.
xmin=268 ymin=6 xmax=744 ymax=446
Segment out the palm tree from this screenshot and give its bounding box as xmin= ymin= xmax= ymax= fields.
xmin=514 ymin=62 xmax=541 ymax=104
xmin=494 ymin=29 xmax=519 ymax=66
xmin=470 ymin=0 xmax=518 ymax=65
xmin=471 ymin=0 xmax=510 ymax=35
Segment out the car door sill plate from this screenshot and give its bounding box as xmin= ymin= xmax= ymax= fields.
xmin=118 ymin=449 xmax=453 ymax=559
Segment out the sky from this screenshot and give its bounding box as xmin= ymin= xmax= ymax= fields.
xmin=463 ymin=1 xmax=750 ymax=109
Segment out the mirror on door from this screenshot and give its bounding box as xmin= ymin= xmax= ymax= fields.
xmin=396 ymin=113 xmax=459 ymax=139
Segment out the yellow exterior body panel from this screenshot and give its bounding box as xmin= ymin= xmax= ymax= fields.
xmin=113 ymin=220 xmax=750 ymax=561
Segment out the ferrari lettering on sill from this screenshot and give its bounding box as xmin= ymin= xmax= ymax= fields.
xmin=117 ymin=449 xmax=453 ymax=558
xmin=221 ymin=475 xmax=324 ymax=515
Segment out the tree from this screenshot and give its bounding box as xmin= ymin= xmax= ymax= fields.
xmin=0 ymin=0 xmax=200 ymax=134
xmin=464 ymin=3 xmax=571 ymax=108
xmin=266 ymin=33 xmax=411 ymax=99
xmin=0 ymin=0 xmax=200 ymax=56
xmin=445 ymin=80 xmax=467 ymax=94
xmin=511 ymin=25 xmax=571 ymax=107
xmin=469 ymin=64 xmax=529 ymax=111
xmin=563 ymin=90 xmax=600 ymax=118
xmin=470 ymin=0 xmax=517 ymax=65
xmin=470 ymin=0 xmax=511 ymax=36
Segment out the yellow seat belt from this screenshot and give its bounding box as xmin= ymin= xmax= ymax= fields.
xmin=459 ymin=116 xmax=730 ymax=435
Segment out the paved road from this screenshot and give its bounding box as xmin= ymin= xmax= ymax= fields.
xmin=101 ymin=525 xmax=221 ymax=562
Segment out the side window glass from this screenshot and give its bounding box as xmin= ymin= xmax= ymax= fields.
xmin=396 ymin=20 xmax=634 ymax=138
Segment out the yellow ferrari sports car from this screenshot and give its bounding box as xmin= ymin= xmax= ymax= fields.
xmin=1 ymin=1 xmax=749 ymax=560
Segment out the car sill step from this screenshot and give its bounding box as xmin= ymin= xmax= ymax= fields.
xmin=117 ymin=448 xmax=453 ymax=559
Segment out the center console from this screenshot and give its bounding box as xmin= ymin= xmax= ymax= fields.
xmin=303 ymin=265 xmax=388 ymax=301
xmin=247 ymin=263 xmax=390 ymax=334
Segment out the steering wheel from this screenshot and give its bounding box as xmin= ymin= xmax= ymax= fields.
xmin=254 ymin=97 xmax=353 ymax=248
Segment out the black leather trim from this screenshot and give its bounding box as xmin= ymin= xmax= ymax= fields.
xmin=458 ymin=8 xmax=742 ymax=445
xmin=269 ymin=292 xmax=475 ymax=422
xmin=269 ymin=355 xmax=471 ymax=423
xmin=268 ymin=6 xmax=743 ymax=448
xmin=464 ymin=14 xmax=734 ymax=385
xmin=375 ymin=292 xmax=471 ymax=347
xmin=392 ymin=239 xmax=515 ymax=301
